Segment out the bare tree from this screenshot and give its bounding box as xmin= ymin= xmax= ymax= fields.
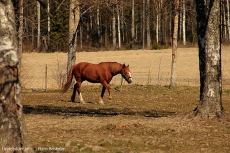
xmin=170 ymin=0 xmax=179 ymax=88
xmin=190 ymin=0 xmax=227 ymax=119
xmin=112 ymin=5 xmax=116 ymax=50
xmin=117 ymin=3 xmax=121 ymax=50
xmin=37 ymin=1 xmax=41 ymax=51
xmin=47 ymin=0 xmax=51 ymax=49
xmin=18 ymin=0 xmax=24 ymax=65
xmin=0 ymin=1 xmax=34 ymax=152
xmin=131 ymin=0 xmax=135 ymax=48
xmin=67 ymin=0 xmax=80 ymax=73
xmin=226 ymin=0 xmax=230 ymax=42
xmin=142 ymin=0 xmax=145 ymax=49
xmin=146 ymin=0 xmax=151 ymax=49
xmin=182 ymin=0 xmax=186 ymax=45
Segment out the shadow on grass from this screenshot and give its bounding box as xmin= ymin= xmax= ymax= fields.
xmin=23 ymin=104 xmax=175 ymax=118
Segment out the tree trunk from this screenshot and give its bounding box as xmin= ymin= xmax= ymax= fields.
xmin=117 ymin=4 xmax=121 ymax=50
xmin=142 ymin=0 xmax=145 ymax=49
xmin=80 ymin=24 xmax=83 ymax=50
xmin=170 ymin=0 xmax=179 ymax=88
xmin=32 ymin=20 xmax=35 ymax=50
xmin=97 ymin=5 xmax=101 ymax=48
xmin=182 ymin=0 xmax=186 ymax=45
xmin=226 ymin=0 xmax=230 ymax=42
xmin=156 ymin=13 xmax=159 ymax=44
xmin=67 ymin=0 xmax=80 ymax=73
xmin=0 ymin=1 xmax=34 ymax=152
xmin=47 ymin=0 xmax=50 ymax=50
xmin=112 ymin=5 xmax=116 ymax=50
xmin=146 ymin=0 xmax=151 ymax=49
xmin=131 ymin=0 xmax=135 ymax=48
xmin=191 ymin=0 xmax=226 ymax=119
xmin=89 ymin=10 xmax=93 ymax=50
xmin=104 ymin=25 xmax=108 ymax=48
xmin=37 ymin=1 xmax=41 ymax=52
xmin=121 ymin=0 xmax=125 ymax=43
xmin=18 ymin=0 xmax=23 ymax=65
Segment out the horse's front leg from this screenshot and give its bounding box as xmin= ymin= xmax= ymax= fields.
xmin=100 ymin=82 xmax=112 ymax=105
xmin=99 ymin=86 xmax=106 ymax=105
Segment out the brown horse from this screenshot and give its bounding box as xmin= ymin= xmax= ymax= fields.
xmin=61 ymin=62 xmax=133 ymax=104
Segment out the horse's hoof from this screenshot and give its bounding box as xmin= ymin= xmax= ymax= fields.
xmin=80 ymin=101 xmax=86 ymax=104
xmin=99 ymin=100 xmax=104 ymax=105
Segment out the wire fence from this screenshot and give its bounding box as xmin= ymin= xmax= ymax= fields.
xmin=21 ymin=65 xmax=230 ymax=91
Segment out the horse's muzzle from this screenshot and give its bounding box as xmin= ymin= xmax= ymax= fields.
xmin=126 ymin=77 xmax=133 ymax=84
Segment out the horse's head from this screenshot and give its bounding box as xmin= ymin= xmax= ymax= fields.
xmin=121 ymin=64 xmax=133 ymax=84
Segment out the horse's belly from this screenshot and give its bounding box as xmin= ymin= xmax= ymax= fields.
xmin=82 ymin=72 xmax=101 ymax=83
xmin=86 ymin=78 xmax=100 ymax=83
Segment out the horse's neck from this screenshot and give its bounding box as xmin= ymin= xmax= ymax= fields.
xmin=109 ymin=63 xmax=122 ymax=76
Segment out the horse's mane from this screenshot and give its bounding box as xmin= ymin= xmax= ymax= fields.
xmin=99 ymin=62 xmax=119 ymax=64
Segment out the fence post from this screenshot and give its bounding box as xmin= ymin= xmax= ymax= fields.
xmin=120 ymin=76 xmax=123 ymax=91
xmin=44 ymin=64 xmax=47 ymax=91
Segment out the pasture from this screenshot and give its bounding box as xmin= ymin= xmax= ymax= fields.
xmin=23 ymin=85 xmax=230 ymax=153
xmin=21 ymin=48 xmax=230 ymax=152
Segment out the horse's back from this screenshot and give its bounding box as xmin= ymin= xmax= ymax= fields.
xmin=72 ymin=62 xmax=92 ymax=77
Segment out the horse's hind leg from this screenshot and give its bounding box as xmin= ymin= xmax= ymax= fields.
xmin=71 ymin=82 xmax=85 ymax=104
xmin=71 ymin=83 xmax=77 ymax=102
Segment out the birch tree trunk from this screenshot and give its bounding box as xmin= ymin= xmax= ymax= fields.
xmin=47 ymin=0 xmax=50 ymax=50
xmin=146 ymin=0 xmax=151 ymax=49
xmin=170 ymin=0 xmax=179 ymax=88
xmin=117 ymin=4 xmax=121 ymax=50
xmin=67 ymin=0 xmax=80 ymax=73
xmin=80 ymin=24 xmax=83 ymax=50
xmin=18 ymin=0 xmax=23 ymax=65
xmin=142 ymin=0 xmax=145 ymax=49
xmin=131 ymin=0 xmax=135 ymax=48
xmin=226 ymin=0 xmax=230 ymax=42
xmin=104 ymin=22 xmax=108 ymax=48
xmin=121 ymin=0 xmax=125 ymax=42
xmin=37 ymin=1 xmax=41 ymax=52
xmin=191 ymin=0 xmax=226 ymax=119
xmin=156 ymin=13 xmax=159 ymax=44
xmin=112 ymin=5 xmax=116 ymax=50
xmin=97 ymin=5 xmax=101 ymax=48
xmin=156 ymin=0 xmax=162 ymax=44
xmin=0 ymin=1 xmax=34 ymax=152
xmin=182 ymin=0 xmax=186 ymax=45
xmin=32 ymin=19 xmax=35 ymax=50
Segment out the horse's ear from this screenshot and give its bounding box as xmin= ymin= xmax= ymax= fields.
xmin=122 ymin=64 xmax=126 ymax=68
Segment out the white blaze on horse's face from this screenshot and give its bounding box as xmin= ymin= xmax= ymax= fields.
xmin=127 ymin=72 xmax=133 ymax=83
xmin=122 ymin=65 xmax=133 ymax=84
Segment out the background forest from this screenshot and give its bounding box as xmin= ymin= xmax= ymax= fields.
xmin=15 ymin=0 xmax=230 ymax=52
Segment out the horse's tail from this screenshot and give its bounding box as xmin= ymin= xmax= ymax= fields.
xmin=61 ymin=65 xmax=75 ymax=93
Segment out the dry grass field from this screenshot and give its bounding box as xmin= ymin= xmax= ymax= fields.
xmin=21 ymin=47 xmax=230 ymax=153
xmin=21 ymin=47 xmax=230 ymax=90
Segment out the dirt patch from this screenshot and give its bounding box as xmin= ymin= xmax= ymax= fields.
xmin=21 ymin=47 xmax=230 ymax=90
